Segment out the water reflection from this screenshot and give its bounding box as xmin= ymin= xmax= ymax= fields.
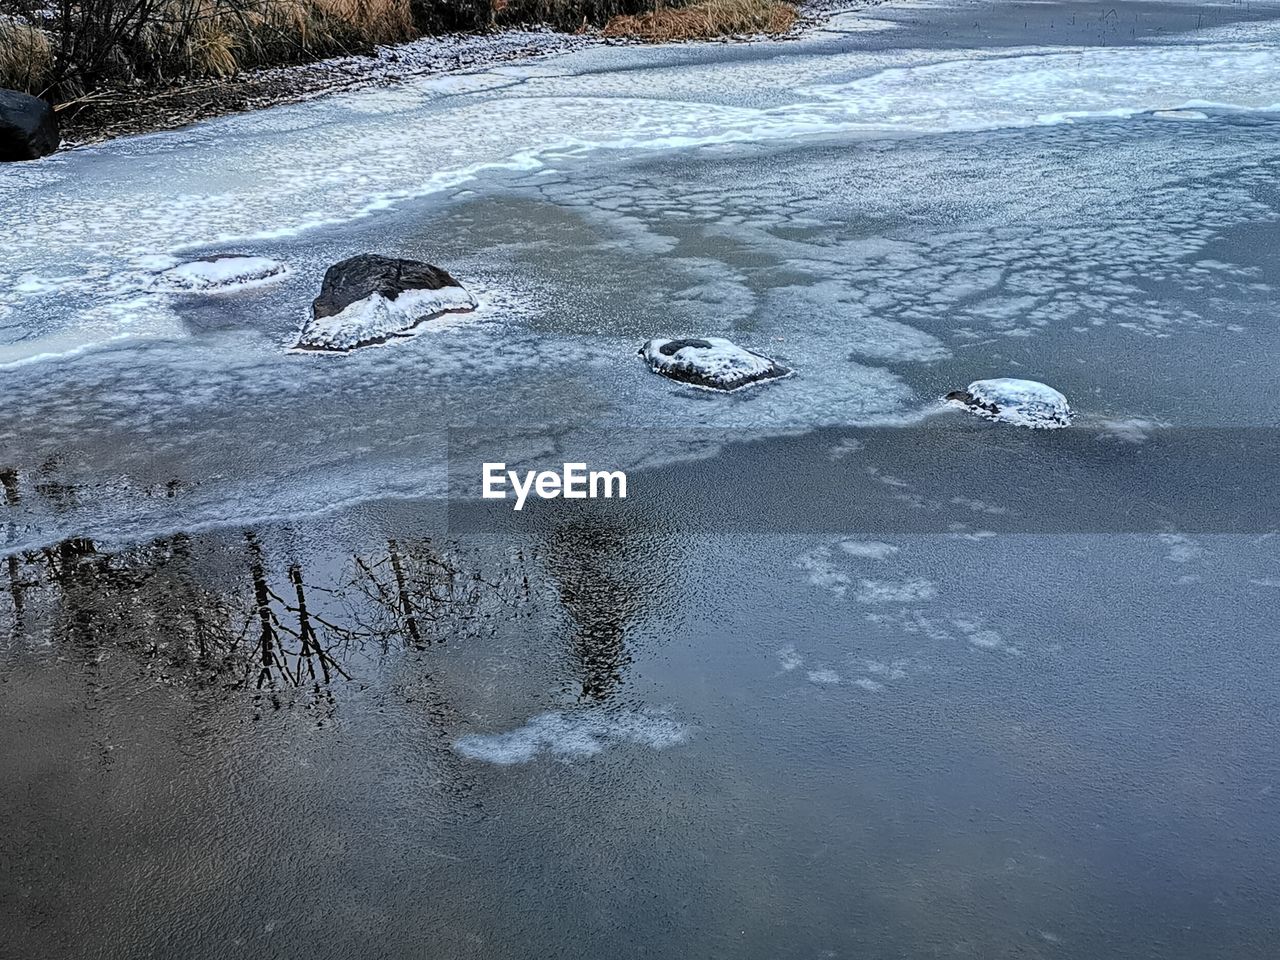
xmin=0 ymin=526 xmax=533 ymax=704
xmin=541 ymin=522 xmax=676 ymax=702
xmin=1 ymin=473 xmax=676 ymax=710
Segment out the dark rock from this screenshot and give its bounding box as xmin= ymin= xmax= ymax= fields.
xmin=311 ymin=254 xmax=465 ymax=320
xmin=0 ymin=89 xmax=59 ymax=162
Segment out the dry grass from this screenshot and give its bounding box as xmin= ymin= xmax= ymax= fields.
xmin=320 ymin=0 xmax=415 ymax=44
xmin=0 ymin=17 xmax=53 ymax=93
xmin=602 ymin=0 xmax=796 ymax=41
xmin=30 ymin=0 xmax=770 ymax=107
xmin=49 ymin=0 xmax=417 ymax=91
xmin=150 ymin=0 xmax=416 ymax=78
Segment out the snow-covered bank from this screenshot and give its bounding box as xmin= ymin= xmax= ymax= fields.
xmin=8 ymin=21 xmax=1276 ymax=367
xmin=59 ymin=1 xmax=846 ymax=147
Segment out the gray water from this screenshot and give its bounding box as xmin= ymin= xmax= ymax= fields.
xmin=3 ymin=1 xmax=1280 ymax=956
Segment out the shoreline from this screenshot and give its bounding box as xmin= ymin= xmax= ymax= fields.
xmin=58 ymin=2 xmax=857 ymax=148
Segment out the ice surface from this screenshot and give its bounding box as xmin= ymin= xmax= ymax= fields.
xmin=5 ymin=34 xmax=1277 ymax=364
xmin=452 ymin=710 xmax=689 ymax=764
xmin=2 ymin=14 xmax=1277 ymax=547
xmin=295 ymin=285 xmax=479 ymax=351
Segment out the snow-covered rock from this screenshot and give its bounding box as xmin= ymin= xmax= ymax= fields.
xmin=297 ymin=254 xmax=477 ymax=352
xmin=155 ymin=255 xmax=287 ymax=292
xmin=945 ymin=378 xmax=1073 ymax=429
xmin=639 ymin=337 xmax=792 ymax=392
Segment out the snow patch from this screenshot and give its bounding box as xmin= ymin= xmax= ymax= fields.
xmin=1159 ymin=533 xmax=1205 ymax=564
xmin=838 ymin=539 xmax=900 ymax=559
xmin=1097 ymin=417 xmax=1167 ymax=443
xmin=796 ymin=545 xmax=852 ymax=598
xmin=854 ymin=578 xmax=936 ymax=603
xmin=452 ymin=710 xmax=689 ymax=765
xmin=1151 ymin=109 xmax=1210 ymax=121
xmin=154 ymin=255 xmax=287 ymax=292
xmin=828 ymin=437 xmax=864 ymax=461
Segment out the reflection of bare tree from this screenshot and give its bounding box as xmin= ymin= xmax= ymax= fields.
xmin=540 ymin=523 xmax=666 ymax=703
xmin=349 ymin=538 xmax=525 ymax=648
xmin=0 ymin=462 xmax=672 ymax=709
xmin=0 ymin=468 xmax=18 ymax=505
xmin=1 ymin=468 xmax=22 ymax=631
xmin=0 ymin=474 xmax=531 ymax=705
xmin=242 ymin=532 xmax=353 ymax=691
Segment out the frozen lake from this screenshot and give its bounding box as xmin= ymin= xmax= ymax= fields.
xmin=3 ymin=1 xmax=1280 ymax=956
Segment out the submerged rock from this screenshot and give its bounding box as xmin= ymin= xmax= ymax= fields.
xmin=0 ymin=89 xmax=59 ymax=162
xmin=297 ymin=254 xmax=478 ymax=351
xmin=155 ymin=255 xmax=287 ymax=291
xmin=639 ymin=337 xmax=791 ymax=392
xmin=945 ymin=378 xmax=1073 ymax=429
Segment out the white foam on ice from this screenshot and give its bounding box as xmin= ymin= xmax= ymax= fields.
xmin=952 ymin=617 xmax=1019 ymax=655
xmin=862 ymin=659 xmax=910 ymax=681
xmin=949 ymin=496 xmax=1009 ymax=516
xmin=778 ymin=644 xmax=804 ymax=671
xmin=854 ymin=578 xmax=937 ymax=603
xmin=1159 ymin=533 xmax=1205 ymax=564
xmin=817 ymin=12 xmax=901 ymax=35
xmin=828 ymin=438 xmax=864 ymax=461
xmin=1096 ymin=418 xmax=1168 ymax=444
xmin=153 ymin=256 xmax=288 ymax=292
xmin=452 ymin=710 xmax=689 ymax=764
xmin=795 ymin=544 xmax=852 ymax=598
xmin=1151 ymin=109 xmax=1210 ymax=121
xmin=837 ymin=539 xmax=900 ymax=559
xmin=762 ymin=282 xmax=950 ymax=363
xmin=800 ymin=41 xmax=1280 ymax=131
